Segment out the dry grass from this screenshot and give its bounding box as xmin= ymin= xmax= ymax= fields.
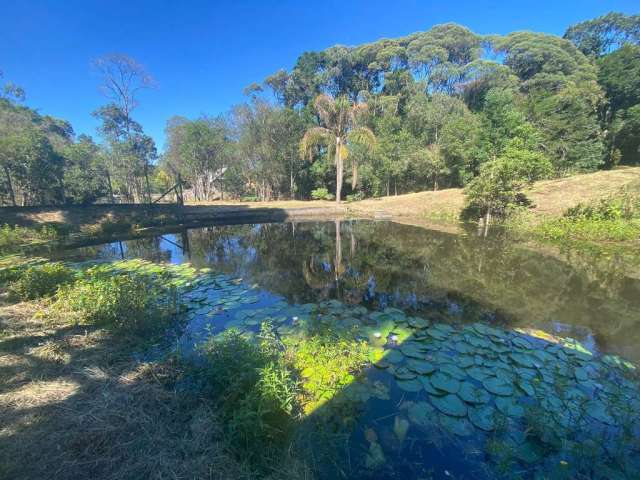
xmin=0 ymin=298 xmax=260 ymax=480
xmin=193 ymin=167 xmax=640 ymax=221
xmin=526 ymin=168 xmax=640 ymax=216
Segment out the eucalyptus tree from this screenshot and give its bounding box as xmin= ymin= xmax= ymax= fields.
xmin=300 ymin=95 xmax=375 ymax=202
xmin=93 ymin=53 xmax=156 ymax=202
xmin=564 ymin=12 xmax=640 ymax=57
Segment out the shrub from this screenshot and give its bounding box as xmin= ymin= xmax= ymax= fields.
xmin=9 ymin=262 xmax=76 ymax=300
xmin=200 ymin=326 xmax=298 ymax=460
xmin=311 ymin=188 xmax=335 ymax=201
xmin=241 ymin=195 xmax=259 ymax=202
xmin=54 ymin=270 xmax=177 ymax=332
xmin=346 ymin=192 xmax=365 ymax=202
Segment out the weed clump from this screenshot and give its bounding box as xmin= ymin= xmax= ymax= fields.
xmin=54 ymin=269 xmax=178 ymax=332
xmin=9 ymin=262 xmax=76 ymax=300
xmin=200 ymin=326 xmax=298 ymax=459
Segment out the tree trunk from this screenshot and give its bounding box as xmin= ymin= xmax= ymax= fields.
xmin=351 ymin=160 xmax=358 ymax=190
xmin=3 ymin=166 xmax=16 ymax=206
xmin=335 ymin=137 xmax=343 ymax=203
xmin=290 ymin=168 xmax=296 ymax=200
xmin=106 ymin=170 xmax=115 ymax=203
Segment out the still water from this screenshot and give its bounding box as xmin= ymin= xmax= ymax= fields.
xmin=59 ymin=220 xmax=640 ymax=479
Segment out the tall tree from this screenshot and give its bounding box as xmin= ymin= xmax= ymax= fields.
xmin=93 ymin=53 xmax=156 ymax=202
xmin=564 ymin=12 xmax=640 ymax=57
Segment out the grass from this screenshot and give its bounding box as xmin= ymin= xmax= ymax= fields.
xmin=510 ymin=184 xmax=640 ymax=245
xmin=0 ymin=309 xmax=252 ymax=480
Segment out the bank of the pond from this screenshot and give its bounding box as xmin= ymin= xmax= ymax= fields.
xmin=0 ymin=203 xmax=348 ymax=254
xmin=0 ymin=258 xmax=310 ymax=480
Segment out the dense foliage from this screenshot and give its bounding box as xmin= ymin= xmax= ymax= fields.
xmin=1 ymin=12 xmax=639 ymax=210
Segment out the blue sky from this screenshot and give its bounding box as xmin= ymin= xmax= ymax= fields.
xmin=2 ymin=0 xmax=637 ymax=152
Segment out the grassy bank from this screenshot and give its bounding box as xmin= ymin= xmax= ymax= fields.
xmin=0 ymin=257 xmax=373 ymax=480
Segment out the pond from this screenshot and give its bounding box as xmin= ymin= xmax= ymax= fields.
xmin=57 ymin=219 xmax=640 ymax=479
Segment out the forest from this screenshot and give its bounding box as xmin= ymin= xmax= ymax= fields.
xmin=1 ymin=12 xmax=639 ymax=216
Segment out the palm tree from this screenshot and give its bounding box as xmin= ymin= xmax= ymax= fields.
xmin=300 ymin=94 xmax=375 ymax=203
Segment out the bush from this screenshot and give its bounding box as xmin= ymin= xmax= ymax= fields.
xmin=201 ymin=326 xmax=298 ymax=460
xmin=311 ymin=188 xmax=335 ymax=201
xmin=346 ymin=192 xmax=365 ymax=202
xmin=9 ymin=263 xmax=76 ymax=300
xmin=54 ymin=270 xmax=177 ymax=332
xmin=241 ymin=195 xmax=259 ymax=202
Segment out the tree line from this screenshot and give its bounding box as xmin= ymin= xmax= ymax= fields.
xmin=0 ymin=12 xmax=638 ymax=209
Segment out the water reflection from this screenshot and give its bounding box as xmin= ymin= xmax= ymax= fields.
xmin=63 ymin=219 xmax=640 ymax=362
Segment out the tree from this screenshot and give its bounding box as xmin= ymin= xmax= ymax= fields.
xmin=0 ymin=128 xmax=64 ymax=205
xmin=62 ymin=135 xmax=108 ymax=204
xmin=564 ymin=12 xmax=640 ymax=57
xmin=300 ymin=95 xmax=375 ymax=202
xmin=164 ymin=116 xmax=234 ymax=201
xmin=93 ymin=53 xmax=156 ymax=202
xmin=463 ymin=139 xmax=552 ymax=225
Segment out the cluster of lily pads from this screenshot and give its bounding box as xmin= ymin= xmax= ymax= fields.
xmin=180 ymin=290 xmax=640 ymax=478
xmin=68 ymin=260 xmax=640 ymax=478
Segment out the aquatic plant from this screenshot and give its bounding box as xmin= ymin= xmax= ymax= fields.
xmin=285 ymin=333 xmax=370 ymax=413
xmin=199 ymin=327 xmax=299 ymax=463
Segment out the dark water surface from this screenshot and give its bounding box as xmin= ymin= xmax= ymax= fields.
xmin=56 ymin=220 xmax=640 ymax=479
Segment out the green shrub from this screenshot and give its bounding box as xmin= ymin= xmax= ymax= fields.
xmin=241 ymin=195 xmax=259 ymax=202
xmin=54 ymin=270 xmax=177 ymax=332
xmin=311 ymin=188 xmax=335 ymax=201
xmin=346 ymin=192 xmax=365 ymax=202
xmin=201 ymin=327 xmax=298 ymax=459
xmin=9 ymin=263 xmax=76 ymax=300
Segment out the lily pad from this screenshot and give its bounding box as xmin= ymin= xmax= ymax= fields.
xmin=431 ymin=372 xmax=460 ymax=394
xmin=510 ymin=352 xmax=537 ymax=368
xmin=419 ymin=376 xmax=445 ymax=396
xmin=384 ymin=349 xmax=404 ymax=364
xmin=396 ymin=378 xmax=423 ymax=392
xmin=407 ymin=401 xmax=436 ymax=426
xmin=495 ymin=396 xmax=525 ymax=417
xmin=468 ymin=405 xmax=496 ymax=431
xmin=439 ymin=363 xmax=467 ymax=380
xmin=482 ymin=376 xmax=514 ymax=396
xmin=430 ymin=394 xmax=467 ymax=417
xmin=458 ymin=381 xmax=491 ymax=404
xmin=439 ymin=413 xmax=474 ymax=437
xmin=467 ymin=366 xmax=493 ymax=382
xmin=406 ymin=358 xmax=436 ymax=374
xmin=393 ymin=366 xmax=417 ymax=380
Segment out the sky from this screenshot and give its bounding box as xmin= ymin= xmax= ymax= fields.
xmin=1 ymin=0 xmax=638 ymax=152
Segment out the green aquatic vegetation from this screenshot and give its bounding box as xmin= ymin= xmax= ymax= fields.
xmin=200 ymin=328 xmax=299 ymax=462
xmin=285 ymin=334 xmax=370 ymax=413
xmin=9 ymin=262 xmax=76 ymax=300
